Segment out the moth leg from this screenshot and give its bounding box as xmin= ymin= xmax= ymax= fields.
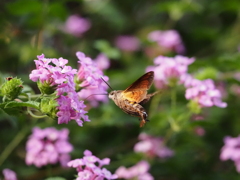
xmin=140 ymin=91 xmax=159 ymax=104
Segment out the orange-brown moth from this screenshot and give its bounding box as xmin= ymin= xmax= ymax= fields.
xmin=109 ymin=71 xmax=158 ymax=127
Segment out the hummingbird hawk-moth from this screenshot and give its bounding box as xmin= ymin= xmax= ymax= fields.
xmin=108 ymin=71 xmax=158 ymax=127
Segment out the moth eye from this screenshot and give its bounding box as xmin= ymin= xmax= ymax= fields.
xmin=110 ymin=91 xmax=115 ymax=96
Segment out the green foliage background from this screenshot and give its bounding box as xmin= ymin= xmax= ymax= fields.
xmin=1 ymin=0 xmax=240 ymax=179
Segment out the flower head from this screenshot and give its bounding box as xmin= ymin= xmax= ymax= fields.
xmin=76 ymin=52 xmax=109 ymax=107
xmin=148 ymin=30 xmax=185 ymax=54
xmin=68 ymin=149 xmax=118 ymax=180
xmin=146 ymin=55 xmax=195 ymax=88
xmin=30 ymin=54 xmax=89 ymax=126
xmin=26 ymin=127 xmax=73 ymax=168
xmin=62 ymin=15 xmax=91 ymax=37
xmin=134 ymin=133 xmax=174 ymax=158
xmin=185 ymin=79 xmax=227 ymax=108
xmin=115 ymin=161 xmax=153 ymax=180
xmin=2 ymin=169 xmax=17 ymax=180
xmin=115 ymin=35 xmax=140 ymax=52
xmin=220 ymin=135 xmax=240 ymax=172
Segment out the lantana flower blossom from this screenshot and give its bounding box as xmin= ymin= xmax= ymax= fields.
xmin=134 ymin=133 xmax=174 ymax=158
xmin=185 ymin=79 xmax=227 ymax=108
xmin=147 ymin=55 xmax=227 ymax=108
xmin=29 ymin=54 xmax=89 ymax=126
xmin=115 ymin=161 xmax=153 ymax=180
xmin=76 ymin=52 xmax=109 ymax=107
xmin=220 ymin=135 xmax=240 ymax=172
xmin=114 ymin=35 xmax=140 ymax=52
xmin=68 ymin=149 xmax=118 ymax=180
xmin=62 ymin=15 xmax=91 ymax=37
xmin=25 ymin=127 xmax=73 ymax=168
xmin=148 ymin=30 xmax=185 ymax=54
xmin=146 ymin=55 xmax=195 ymax=88
xmin=2 ymin=169 xmax=17 ymax=180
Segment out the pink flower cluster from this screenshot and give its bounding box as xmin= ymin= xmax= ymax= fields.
xmin=220 ymin=135 xmax=240 ymax=172
xmin=68 ymin=149 xmax=117 ymax=180
xmin=77 ymin=52 xmax=110 ymax=107
xmin=147 ymin=55 xmax=227 ymax=108
xmin=147 ymin=55 xmax=195 ymax=89
xmin=185 ymin=78 xmax=227 ymax=108
xmin=115 ymin=161 xmax=153 ymax=180
xmin=26 ymin=127 xmax=73 ymax=168
xmin=114 ymin=35 xmax=140 ymax=52
xmin=2 ymin=169 xmax=17 ymax=180
xmin=29 ymin=54 xmax=89 ymax=126
xmin=62 ymin=15 xmax=91 ymax=37
xmin=134 ymin=133 xmax=174 ymax=158
xmin=148 ymin=30 xmax=185 ymax=54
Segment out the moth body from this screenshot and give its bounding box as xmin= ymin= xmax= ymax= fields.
xmin=108 ymin=71 xmax=158 ymax=127
xmin=109 ymin=90 xmax=149 ymax=127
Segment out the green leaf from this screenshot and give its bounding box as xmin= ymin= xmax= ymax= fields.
xmin=94 ymin=40 xmax=121 ymax=59
xmin=0 ymin=108 xmax=18 ymax=127
xmin=4 ymin=101 xmax=39 ymax=109
xmin=48 ymin=2 xmax=68 ymax=20
xmin=6 ymin=0 xmax=42 ymax=15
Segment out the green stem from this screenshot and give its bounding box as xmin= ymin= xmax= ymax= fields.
xmin=19 ymin=93 xmax=46 ymax=101
xmin=47 ymin=164 xmax=52 ymax=177
xmin=171 ymin=86 xmax=176 ymax=113
xmin=0 ymin=126 xmax=29 ymax=166
xmin=27 ymin=107 xmax=47 ymax=119
xmin=168 ymin=117 xmax=180 ymax=132
xmin=149 ymin=91 xmax=162 ymax=116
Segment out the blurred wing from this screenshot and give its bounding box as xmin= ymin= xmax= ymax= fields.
xmin=121 ymin=71 xmax=154 ymax=103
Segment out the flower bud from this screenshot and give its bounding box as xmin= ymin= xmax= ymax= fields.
xmin=74 ymin=76 xmax=82 ymax=92
xmin=187 ymin=100 xmax=202 ymax=114
xmin=1 ymin=77 xmax=23 ymax=101
xmin=40 ymin=97 xmax=58 ymax=119
xmin=37 ymin=80 xmax=57 ymax=95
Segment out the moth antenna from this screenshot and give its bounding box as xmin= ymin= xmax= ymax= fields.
xmin=101 ymin=77 xmax=114 ymax=90
xmin=84 ymin=94 xmax=109 ymax=101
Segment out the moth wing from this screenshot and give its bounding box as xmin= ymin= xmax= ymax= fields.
xmin=121 ymin=71 xmax=154 ymax=103
xmin=122 ymin=90 xmax=147 ymax=103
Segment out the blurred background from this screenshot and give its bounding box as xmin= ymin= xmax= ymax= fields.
xmin=1 ymin=0 xmax=240 ymax=179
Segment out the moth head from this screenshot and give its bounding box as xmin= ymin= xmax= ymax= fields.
xmin=109 ymin=91 xmax=116 ymax=100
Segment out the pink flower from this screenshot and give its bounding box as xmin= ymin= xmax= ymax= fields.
xmin=115 ymin=35 xmax=140 ymax=52
xmin=2 ymin=169 xmax=17 ymax=180
xmin=115 ymin=161 xmax=153 ymax=180
xmin=26 ymin=127 xmax=73 ymax=168
xmin=146 ymin=55 xmax=195 ymax=88
xmin=68 ymin=150 xmax=118 ymax=180
xmin=185 ymin=79 xmax=227 ymax=108
xmin=148 ymin=30 xmax=185 ymax=54
xmin=134 ymin=133 xmax=174 ymax=158
xmin=220 ymin=135 xmax=240 ymax=172
xmin=30 ymin=54 xmax=89 ymax=126
xmin=194 ymin=126 xmax=205 ymax=136
xmin=77 ymin=52 xmax=109 ymax=107
xmin=62 ymin=15 xmax=91 ymax=37
xmin=95 ymin=53 xmax=110 ymax=70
